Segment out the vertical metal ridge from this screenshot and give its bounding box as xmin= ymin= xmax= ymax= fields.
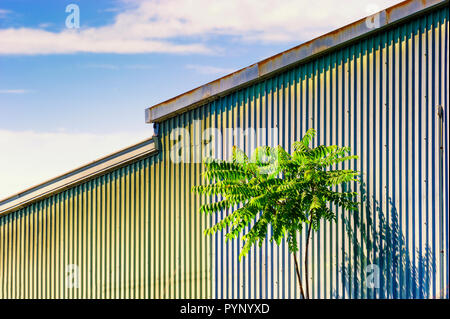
xmin=0 ymin=5 xmax=448 ymax=299
xmin=195 ymin=5 xmax=448 ymax=299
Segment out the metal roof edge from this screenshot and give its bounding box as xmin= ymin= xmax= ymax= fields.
xmin=145 ymin=0 xmax=448 ymax=124
xmin=0 ymin=136 xmax=159 ymax=217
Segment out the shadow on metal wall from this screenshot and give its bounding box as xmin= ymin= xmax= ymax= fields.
xmin=335 ymin=182 xmax=435 ymax=299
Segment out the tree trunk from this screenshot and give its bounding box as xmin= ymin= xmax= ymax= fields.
xmin=304 ymin=219 xmax=313 ymax=299
xmin=293 ymin=252 xmax=306 ymax=299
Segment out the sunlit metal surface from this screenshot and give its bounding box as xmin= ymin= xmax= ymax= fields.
xmin=145 ymin=0 xmax=447 ymax=124
xmin=0 ymin=0 xmax=448 ymax=299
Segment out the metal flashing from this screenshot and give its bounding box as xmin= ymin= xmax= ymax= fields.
xmin=145 ymin=0 xmax=448 ymax=123
xmin=0 ymin=137 xmax=159 ymax=216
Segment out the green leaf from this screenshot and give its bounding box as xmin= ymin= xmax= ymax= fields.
xmin=192 ymin=130 xmax=359 ymax=260
xmin=310 ymin=195 xmax=322 ymax=211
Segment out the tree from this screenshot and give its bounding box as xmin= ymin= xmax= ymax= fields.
xmin=192 ymin=128 xmax=359 ymax=299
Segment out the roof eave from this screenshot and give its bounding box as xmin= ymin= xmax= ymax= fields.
xmin=145 ymin=0 xmax=448 ymax=124
xmin=0 ymin=137 xmax=160 ymax=216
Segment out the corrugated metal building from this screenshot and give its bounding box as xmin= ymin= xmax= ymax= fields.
xmin=0 ymin=0 xmax=448 ymax=299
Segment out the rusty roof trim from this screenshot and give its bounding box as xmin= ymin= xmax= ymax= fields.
xmin=145 ymin=0 xmax=448 ymax=124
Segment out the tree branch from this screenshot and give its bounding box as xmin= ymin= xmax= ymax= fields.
xmin=304 ymin=213 xmax=313 ymax=299
xmin=293 ymin=251 xmax=306 ymax=299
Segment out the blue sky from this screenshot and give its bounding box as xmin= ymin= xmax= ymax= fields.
xmin=0 ymin=0 xmax=402 ymax=198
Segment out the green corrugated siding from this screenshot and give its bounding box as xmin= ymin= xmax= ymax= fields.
xmin=0 ymin=3 xmax=448 ymax=299
xmin=158 ymin=4 xmax=449 ymax=298
xmin=0 ymin=155 xmax=212 ymax=298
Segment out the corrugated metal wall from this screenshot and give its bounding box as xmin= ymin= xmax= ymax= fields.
xmin=0 ymin=4 xmax=448 ymax=299
xmin=0 ymin=156 xmax=212 ymax=298
xmin=158 ymin=4 xmax=449 ymax=299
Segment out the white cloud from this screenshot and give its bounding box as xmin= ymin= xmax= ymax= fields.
xmin=0 ymin=28 xmax=211 ymax=55
xmin=83 ymin=63 xmax=120 ymax=70
xmin=186 ymin=64 xmax=236 ymax=75
xmin=38 ymin=22 xmax=54 ymax=29
xmin=0 ymin=9 xmax=11 ymax=18
xmin=0 ymin=0 xmax=403 ymax=55
xmin=82 ymin=63 xmax=154 ymax=70
xmin=0 ymin=89 xmax=33 ymax=94
xmin=99 ymin=7 xmax=122 ymax=13
xmin=125 ymin=64 xmax=154 ymax=70
xmin=0 ymin=129 xmax=152 ymax=200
